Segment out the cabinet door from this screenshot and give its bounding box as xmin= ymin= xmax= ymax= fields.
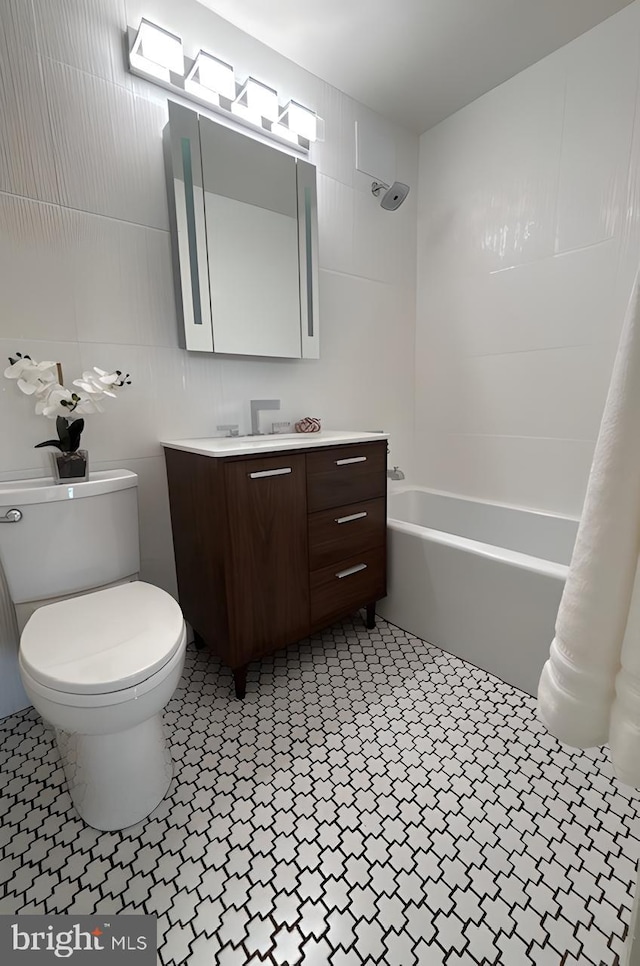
xmin=224 ymin=454 xmax=309 ymax=663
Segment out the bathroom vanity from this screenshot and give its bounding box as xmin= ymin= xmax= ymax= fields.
xmin=162 ymin=432 xmax=387 ymax=697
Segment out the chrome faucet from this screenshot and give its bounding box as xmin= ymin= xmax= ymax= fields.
xmin=250 ymin=399 xmax=280 ymax=436
xmin=387 ymin=466 xmax=405 ymax=480
xmin=217 ymin=424 xmax=240 ymax=438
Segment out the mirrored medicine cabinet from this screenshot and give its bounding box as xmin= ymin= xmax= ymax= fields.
xmin=163 ymin=101 xmax=319 ymax=359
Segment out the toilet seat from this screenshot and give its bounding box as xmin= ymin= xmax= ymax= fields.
xmin=20 ymin=581 xmax=185 ymax=697
xmin=19 ymin=631 xmax=187 ymax=709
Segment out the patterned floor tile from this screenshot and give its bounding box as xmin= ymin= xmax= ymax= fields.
xmin=1 ymin=614 xmax=639 ymax=965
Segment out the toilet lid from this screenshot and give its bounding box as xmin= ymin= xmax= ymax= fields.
xmin=20 ymin=581 xmax=185 ymax=695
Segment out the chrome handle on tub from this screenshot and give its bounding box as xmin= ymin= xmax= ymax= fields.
xmin=0 ymin=509 xmax=22 ymax=523
xmin=336 ymin=563 xmax=367 ymax=579
xmin=335 ymin=511 xmax=368 ymax=525
xmin=248 ymin=468 xmax=292 ymax=479
xmin=335 ymin=456 xmax=367 ymax=466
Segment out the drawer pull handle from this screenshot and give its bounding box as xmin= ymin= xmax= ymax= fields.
xmin=335 ymin=456 xmax=367 ymax=466
xmin=249 ymin=468 xmax=292 ymax=479
xmin=336 ymin=563 xmax=367 ymax=579
xmin=335 ymin=511 xmax=368 ymax=525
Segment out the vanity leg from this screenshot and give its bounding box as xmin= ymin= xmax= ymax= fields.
xmin=365 ymin=602 xmax=376 ymax=630
xmin=193 ymin=630 xmax=206 ymax=650
xmin=234 ymin=665 xmax=248 ymax=700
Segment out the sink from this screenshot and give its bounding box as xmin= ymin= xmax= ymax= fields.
xmin=161 ymin=430 xmax=389 ymax=458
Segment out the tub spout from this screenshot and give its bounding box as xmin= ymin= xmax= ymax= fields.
xmin=387 ymin=466 xmax=405 ymax=481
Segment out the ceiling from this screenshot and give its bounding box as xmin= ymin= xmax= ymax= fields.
xmin=195 ymin=0 xmax=634 ymax=133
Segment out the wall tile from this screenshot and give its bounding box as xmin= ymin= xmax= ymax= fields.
xmin=415 ymin=431 xmax=595 ymax=519
xmin=419 ymin=240 xmax=621 ymax=359
xmin=317 ymin=270 xmax=415 ymax=465
xmin=555 ymin=3 xmax=640 ymax=253
xmin=0 ymin=193 xmax=178 ymax=347
xmin=3 ymin=0 xmax=38 ymax=52
xmin=43 ymin=58 xmax=168 ymax=229
xmin=0 ymin=193 xmax=78 ymax=343
xmin=313 ymin=81 xmax=357 ymax=187
xmin=452 ymin=344 xmax=617 ymax=441
xmin=355 ymin=114 xmax=396 ymax=184
xmin=615 ymin=40 xmax=640 ymax=328
xmin=352 ymin=182 xmax=408 ymax=284
xmin=416 ymin=5 xmax=640 ymax=514
xmin=418 ymin=54 xmax=565 ymax=276
xmin=317 ymin=175 xmax=354 ymax=275
xmin=0 ymin=43 xmax=60 ymax=204
xmin=413 ymin=348 xmax=463 ymax=437
xmin=33 ymin=0 xmax=128 ymax=88
xmin=149 ymin=347 xmax=225 ymax=442
xmin=70 ymin=218 xmax=179 ymax=348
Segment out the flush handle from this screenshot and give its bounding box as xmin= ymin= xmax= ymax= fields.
xmin=0 ymin=508 xmax=22 ymax=523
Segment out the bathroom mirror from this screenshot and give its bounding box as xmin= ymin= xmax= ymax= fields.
xmin=164 ymin=101 xmax=319 ymax=359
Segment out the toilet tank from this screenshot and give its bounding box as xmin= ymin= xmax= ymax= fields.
xmin=0 ymin=470 xmax=140 ymax=604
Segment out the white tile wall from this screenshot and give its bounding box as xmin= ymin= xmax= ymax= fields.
xmin=317 ymin=175 xmax=354 ymax=275
xmin=32 ymin=0 xmax=128 ymax=88
xmin=447 ymin=345 xmax=617 ymax=441
xmin=413 ymin=432 xmax=597 ymax=520
xmin=0 ymin=0 xmax=418 ymax=599
xmin=555 ymin=10 xmax=639 ymax=254
xmin=415 ymin=0 xmax=640 ymax=516
xmin=0 ymin=41 xmax=60 ymax=204
xmin=43 ymin=59 xmax=169 ymax=229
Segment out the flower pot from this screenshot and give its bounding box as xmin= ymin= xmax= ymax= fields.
xmin=51 ymin=449 xmax=89 ymax=483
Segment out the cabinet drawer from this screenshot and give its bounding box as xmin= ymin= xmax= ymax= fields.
xmin=310 ymin=546 xmax=386 ymax=627
xmin=306 ymin=442 xmax=387 ymax=512
xmin=308 ymin=497 xmax=385 ymax=570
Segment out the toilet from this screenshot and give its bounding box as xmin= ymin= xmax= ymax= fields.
xmin=0 ymin=469 xmax=187 ymax=831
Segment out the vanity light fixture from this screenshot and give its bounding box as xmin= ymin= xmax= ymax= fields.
xmin=270 ymin=122 xmax=304 ymax=146
xmin=278 ymin=100 xmax=318 ymax=142
xmin=232 ymin=76 xmax=279 ymax=123
xmin=184 ymin=50 xmax=235 ymax=105
xmin=129 ymin=18 xmax=183 ymax=82
xmin=127 ymin=19 xmax=321 ymax=153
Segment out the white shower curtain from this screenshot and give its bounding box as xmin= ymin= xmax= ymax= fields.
xmin=538 ymin=271 xmax=640 ymax=786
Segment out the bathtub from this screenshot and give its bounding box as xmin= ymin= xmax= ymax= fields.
xmin=377 ymin=487 xmax=579 ymax=696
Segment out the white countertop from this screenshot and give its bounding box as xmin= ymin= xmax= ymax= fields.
xmin=161 ymin=430 xmax=389 ymax=458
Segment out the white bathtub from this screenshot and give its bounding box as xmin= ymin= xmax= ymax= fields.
xmin=377 ymin=487 xmax=579 ymax=696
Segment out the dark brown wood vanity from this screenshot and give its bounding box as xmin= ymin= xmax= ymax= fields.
xmin=163 ymin=437 xmax=387 ymax=697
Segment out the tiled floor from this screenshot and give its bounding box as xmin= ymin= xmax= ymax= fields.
xmin=0 ymin=615 xmax=639 ymax=965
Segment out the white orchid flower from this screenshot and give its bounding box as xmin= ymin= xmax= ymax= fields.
xmin=35 ymin=386 xmax=76 ymax=419
xmin=4 ymin=357 xmax=57 ymax=396
xmin=73 ymin=395 xmax=105 ymax=415
xmin=72 ymin=367 xmax=119 ymax=398
xmin=6 ymin=353 xmax=130 ymax=436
